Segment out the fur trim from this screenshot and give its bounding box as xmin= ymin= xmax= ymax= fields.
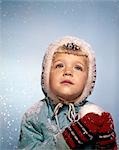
xmin=41 ymin=36 xmax=96 ymax=105
xmin=25 ymin=100 xmax=44 ymax=118
xmin=79 ymin=103 xmax=104 ymax=118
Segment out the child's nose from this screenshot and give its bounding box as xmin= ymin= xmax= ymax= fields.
xmin=63 ymin=67 xmax=73 ymax=76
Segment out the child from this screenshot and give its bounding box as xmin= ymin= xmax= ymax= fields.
xmin=18 ymin=36 xmax=117 ymax=149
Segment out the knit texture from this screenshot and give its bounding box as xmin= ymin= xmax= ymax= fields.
xmin=62 ymin=112 xmax=117 ymax=149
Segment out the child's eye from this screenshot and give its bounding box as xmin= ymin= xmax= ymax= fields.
xmin=55 ymin=63 xmax=64 ymax=68
xmin=74 ymin=65 xmax=83 ymax=71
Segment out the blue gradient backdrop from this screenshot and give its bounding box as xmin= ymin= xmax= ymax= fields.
xmin=1 ymin=0 xmax=119 ymax=149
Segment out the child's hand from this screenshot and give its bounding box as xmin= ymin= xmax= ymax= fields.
xmin=62 ymin=112 xmax=117 ymax=149
xmin=62 ymin=113 xmax=99 ymax=149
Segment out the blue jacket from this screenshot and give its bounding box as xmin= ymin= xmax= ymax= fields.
xmin=18 ymin=99 xmax=96 ymax=150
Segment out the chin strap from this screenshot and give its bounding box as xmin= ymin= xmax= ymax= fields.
xmin=53 ymin=103 xmax=63 ymax=131
xmin=67 ymin=103 xmax=80 ymax=122
xmin=53 ymin=103 xmax=80 ymax=131
xmin=67 ymin=103 xmax=76 ymax=122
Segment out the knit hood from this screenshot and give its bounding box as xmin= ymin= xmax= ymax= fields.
xmin=41 ymin=36 xmax=96 ymax=105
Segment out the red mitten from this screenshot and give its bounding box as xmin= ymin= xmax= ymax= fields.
xmin=62 ymin=113 xmax=101 ymax=149
xmin=96 ymin=112 xmax=117 ymax=150
xmin=62 ymin=112 xmax=117 ymax=149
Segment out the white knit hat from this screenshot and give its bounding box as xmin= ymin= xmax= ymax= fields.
xmin=41 ymin=36 xmax=96 ymax=105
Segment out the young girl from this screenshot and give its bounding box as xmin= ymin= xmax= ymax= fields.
xmin=18 ymin=36 xmax=117 ymax=149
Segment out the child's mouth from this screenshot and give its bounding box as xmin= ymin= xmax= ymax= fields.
xmin=61 ymin=80 xmax=74 ymax=85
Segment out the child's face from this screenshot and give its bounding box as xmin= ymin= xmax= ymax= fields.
xmin=49 ymin=53 xmax=88 ymax=103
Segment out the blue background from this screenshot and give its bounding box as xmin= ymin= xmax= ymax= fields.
xmin=1 ymin=0 xmax=119 ymax=149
